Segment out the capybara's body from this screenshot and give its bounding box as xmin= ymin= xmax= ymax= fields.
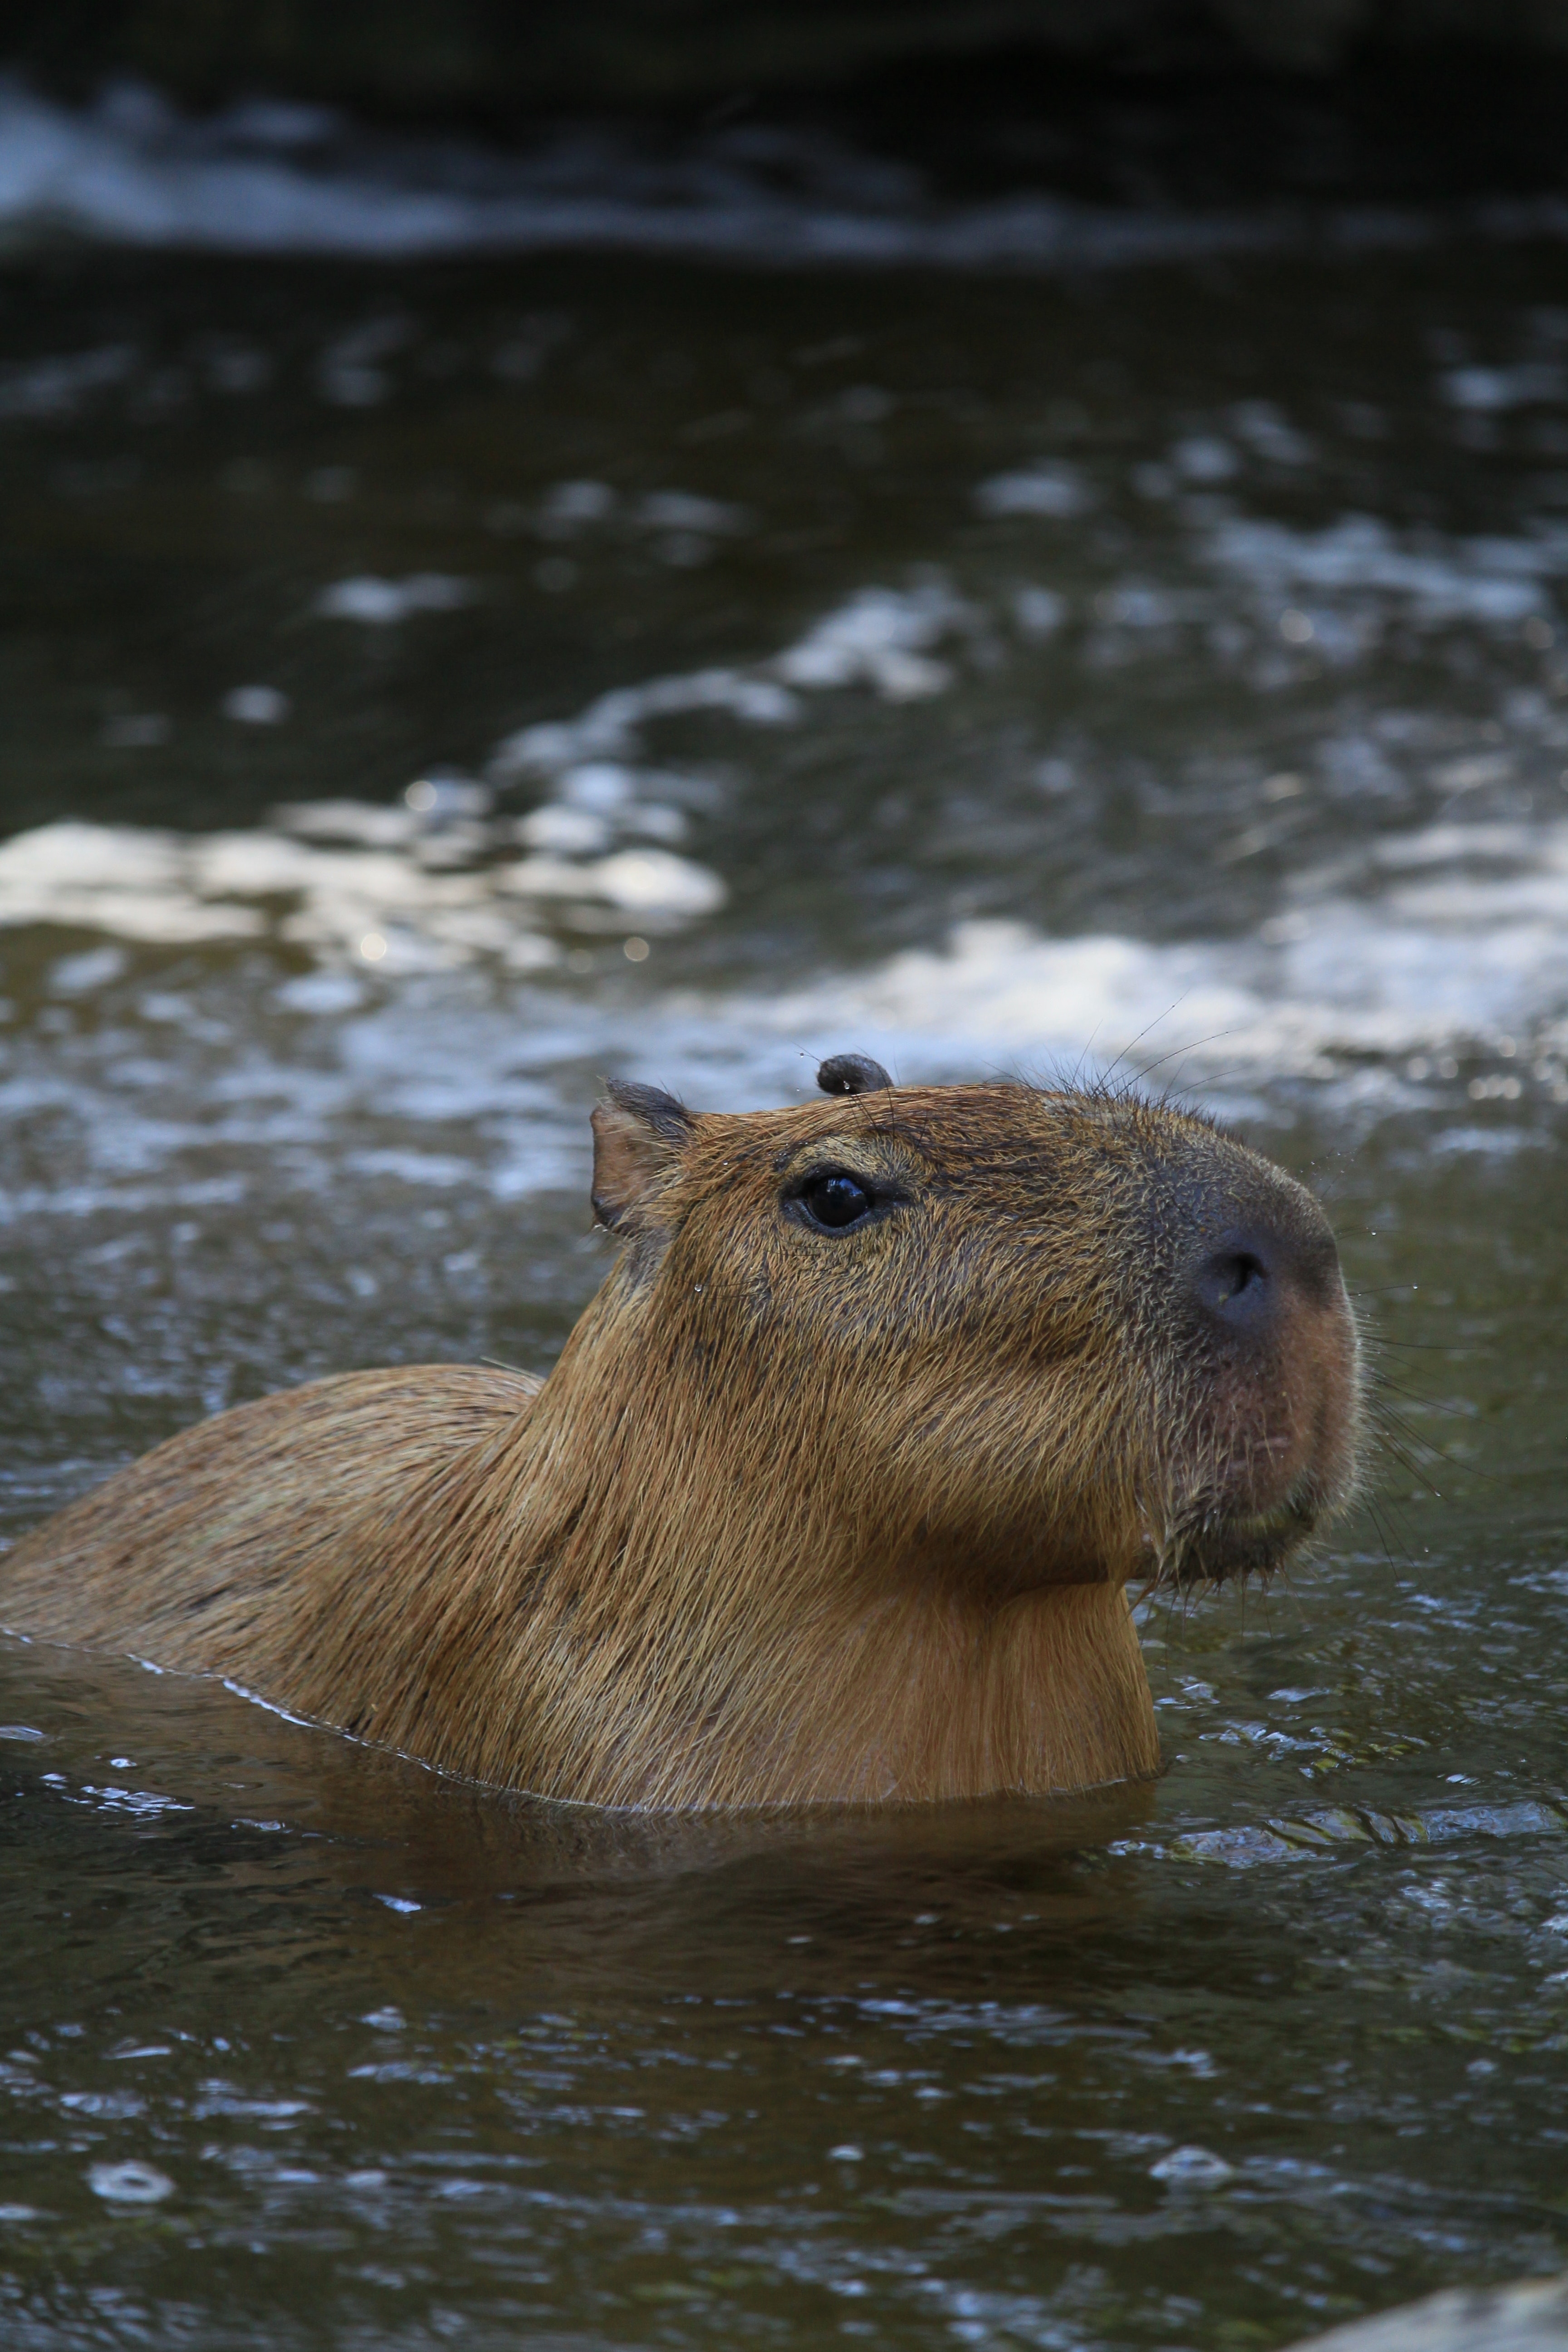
xmin=0 ymin=1074 xmax=1361 ymax=1808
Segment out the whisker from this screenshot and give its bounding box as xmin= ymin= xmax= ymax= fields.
xmin=1369 ymin=1432 xmax=1444 ymax=1494
xmin=1362 ymin=1339 xmax=1473 ymax=1353
xmin=1371 ymin=1374 xmax=1470 ymax=1416
xmin=1129 ymin=1028 xmax=1238 ymax=1083
xmin=1103 ymin=997 xmax=1191 ymax=1086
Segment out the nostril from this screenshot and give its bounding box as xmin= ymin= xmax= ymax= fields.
xmin=1192 ymin=1238 xmax=1277 ymax=1323
xmin=1217 ymin=1251 xmax=1268 ymax=1306
xmin=1179 ymin=1194 xmax=1345 ymax=1336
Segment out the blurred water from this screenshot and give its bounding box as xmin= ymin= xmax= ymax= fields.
xmin=0 ymin=87 xmax=1566 ymax=2349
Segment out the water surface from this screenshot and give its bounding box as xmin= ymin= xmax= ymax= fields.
xmin=1 ymin=85 xmax=1566 ymax=2349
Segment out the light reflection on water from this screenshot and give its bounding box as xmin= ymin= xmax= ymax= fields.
xmin=1 ymin=93 xmax=1567 ymax=2347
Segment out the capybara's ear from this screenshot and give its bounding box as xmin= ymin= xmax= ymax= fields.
xmin=817 ymin=1053 xmax=892 ymax=1097
xmin=590 ymin=1081 xmax=695 ymax=1231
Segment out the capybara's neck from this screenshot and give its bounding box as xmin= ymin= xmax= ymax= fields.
xmin=288 ymin=1278 xmax=1160 ymax=1806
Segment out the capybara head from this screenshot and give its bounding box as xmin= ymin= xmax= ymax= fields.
xmin=588 ymin=1061 xmax=1362 ymax=1602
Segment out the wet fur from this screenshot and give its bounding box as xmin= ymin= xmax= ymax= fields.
xmin=0 ymin=1083 xmax=1358 ymax=1808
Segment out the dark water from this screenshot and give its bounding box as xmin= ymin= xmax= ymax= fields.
xmin=1 ymin=82 xmax=1567 ymax=2348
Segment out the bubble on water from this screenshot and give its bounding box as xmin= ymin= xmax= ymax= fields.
xmin=272 ymin=970 xmax=365 ymax=1014
xmin=1150 ymin=2145 xmax=1234 ymax=2185
xmin=516 ymin=806 xmax=611 ymax=855
xmin=404 ymin=775 xmax=491 ymax=821
xmin=625 ymin=804 xmax=687 ymax=843
xmin=539 ymin=480 xmax=616 ymax=531
xmin=49 ymin=946 xmax=126 ymax=995
xmin=1172 ymin=435 xmax=1239 ymax=481
xmin=561 ymin=762 xmax=637 ymax=813
xmin=273 ymin=799 xmax=417 ymax=846
xmin=1012 ymin=586 xmax=1065 ymax=639
xmin=312 ymin=575 xmax=475 ymax=624
xmin=975 ymin=462 xmax=1090 ymax=519
xmin=88 ymin=2161 xmax=173 ymax=2205
xmin=221 ymin=684 xmax=290 ymax=724
xmin=500 ymin=848 xmax=725 ymax=918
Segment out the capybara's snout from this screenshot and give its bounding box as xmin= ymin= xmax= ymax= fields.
xmin=1144 ymin=1136 xmax=1361 ymax=1583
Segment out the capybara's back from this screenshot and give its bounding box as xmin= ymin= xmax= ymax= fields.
xmin=0 ymin=1060 xmax=1361 ymax=1808
xmin=3 ymin=1363 xmax=541 ymax=1677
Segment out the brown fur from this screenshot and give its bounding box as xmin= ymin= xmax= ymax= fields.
xmin=0 ymin=1081 xmax=1360 ymax=1808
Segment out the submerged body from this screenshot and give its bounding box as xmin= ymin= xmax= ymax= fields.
xmin=0 ymin=1071 xmax=1361 ymax=1808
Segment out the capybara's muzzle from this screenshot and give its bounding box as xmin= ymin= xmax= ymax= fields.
xmin=1149 ymin=1146 xmax=1361 ymax=1582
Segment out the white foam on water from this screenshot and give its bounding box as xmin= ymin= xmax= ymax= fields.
xmin=2 ymin=808 xmax=1567 ymax=1143
xmin=771 ymin=583 xmax=968 ymax=701
xmin=489 ymin=583 xmax=970 ymax=796
xmin=0 ymin=77 xmax=1501 ymax=272
xmin=0 ymin=819 xmax=728 ymax=970
xmin=0 ymin=823 xmax=264 ymax=944
xmin=593 ymin=813 xmax=1568 ymax=1130
xmin=1204 ymin=511 xmax=1568 ymax=627
xmin=1441 ymin=361 xmax=1568 ymax=412
xmin=740 ymin=827 xmax=1568 ymax=1084
xmin=491 ymin=669 xmax=800 ymax=779
xmin=2 ymin=547 xmax=1566 ymax=1232
xmin=498 ymin=849 xmax=725 ymax=919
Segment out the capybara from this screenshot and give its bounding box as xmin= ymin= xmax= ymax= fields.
xmin=0 ymin=1059 xmax=1361 ymax=1808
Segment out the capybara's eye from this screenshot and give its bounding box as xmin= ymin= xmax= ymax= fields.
xmin=798 ymin=1172 xmax=874 ymax=1231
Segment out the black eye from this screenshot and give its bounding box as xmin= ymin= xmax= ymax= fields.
xmin=799 ymin=1172 xmax=874 ymax=1231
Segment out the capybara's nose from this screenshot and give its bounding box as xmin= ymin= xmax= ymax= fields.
xmin=1184 ymin=1201 xmax=1344 ymax=1347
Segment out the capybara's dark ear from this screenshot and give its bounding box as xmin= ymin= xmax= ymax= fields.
xmin=817 ymin=1053 xmax=892 ymax=1097
xmin=590 ymin=1081 xmax=696 ymax=1230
